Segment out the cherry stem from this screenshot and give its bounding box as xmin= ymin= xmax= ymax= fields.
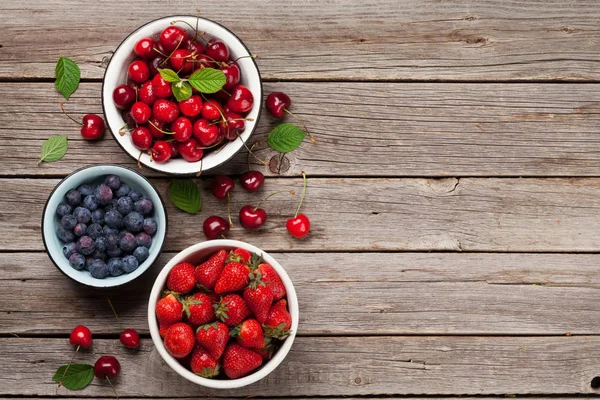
xmin=137 ymin=151 xmax=143 ymax=169
xmin=254 ymin=190 xmax=295 ymax=211
xmin=161 ymin=36 xmax=185 ymax=66
xmin=284 ymin=108 xmax=316 ymax=143
xmin=295 ymin=171 xmax=307 ymax=218
xmin=60 ymin=103 xmax=82 ymax=126
xmin=148 ymin=120 xmax=174 ymax=135
xmin=151 ymin=47 xmax=168 ymax=57
xmin=247 ymin=142 xmax=260 ymax=170
xmin=234 ymin=54 xmax=258 ymax=63
xmin=197 ymin=137 xmax=225 ymax=150
xmin=236 ymin=132 xmax=269 ymax=165
xmin=58 ymin=345 xmax=80 ymax=387
xmin=106 ymin=376 xmax=119 ymax=400
xmin=227 ymin=192 xmax=233 ymax=227
xmin=196 ymin=159 xmax=203 ymax=177
xmin=220 ymin=234 xmax=227 ymax=240
xmin=106 ymin=297 xmax=123 ymax=332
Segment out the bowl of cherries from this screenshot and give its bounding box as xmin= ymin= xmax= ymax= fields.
xmin=102 ymin=15 xmax=261 ymax=175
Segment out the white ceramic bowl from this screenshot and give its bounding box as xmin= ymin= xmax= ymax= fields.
xmin=148 ymin=240 xmax=299 ymax=389
xmin=102 ymin=15 xmax=262 ymax=175
xmin=42 ymin=165 xmax=167 ymax=287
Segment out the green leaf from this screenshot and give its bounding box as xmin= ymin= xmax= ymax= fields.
xmin=38 ymin=136 xmax=68 ymax=164
xmin=54 ymin=57 xmax=81 ymax=100
xmin=158 ymin=68 xmax=181 ymax=83
xmin=267 ymin=123 xmax=307 ymax=153
xmin=188 ymin=68 xmax=226 ymax=94
xmin=52 ymin=364 xmax=94 ymax=390
xmin=169 ymin=179 xmax=201 ymax=214
xmin=172 ymin=81 xmax=193 ymax=102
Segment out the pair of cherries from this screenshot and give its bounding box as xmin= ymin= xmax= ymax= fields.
xmin=67 ymin=325 xmax=121 ymax=383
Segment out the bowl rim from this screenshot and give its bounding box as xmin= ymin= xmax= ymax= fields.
xmin=101 ymin=15 xmax=263 ymax=176
xmin=41 ymin=164 xmax=168 ymax=287
xmin=147 ymin=239 xmax=299 ymax=389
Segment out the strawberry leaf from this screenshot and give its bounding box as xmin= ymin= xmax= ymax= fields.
xmin=267 ymin=123 xmax=307 ymax=153
xmin=54 ymin=57 xmax=80 ymax=100
xmin=172 ymin=81 xmax=192 ymax=102
xmin=52 ymin=364 xmax=94 ymax=390
xmin=158 ymin=68 xmax=181 ymax=83
xmin=169 ymin=179 xmax=201 ymax=214
xmin=38 ymin=136 xmax=68 ymax=165
xmin=188 ymin=68 xmax=226 ymax=94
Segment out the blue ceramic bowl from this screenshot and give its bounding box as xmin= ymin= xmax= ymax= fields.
xmin=42 ymin=165 xmax=167 ymax=287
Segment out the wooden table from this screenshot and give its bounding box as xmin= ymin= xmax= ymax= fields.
xmin=1 ymin=1 xmax=599 ymax=398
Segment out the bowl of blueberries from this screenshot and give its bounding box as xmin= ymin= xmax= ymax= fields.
xmin=42 ymin=165 xmax=167 ymax=287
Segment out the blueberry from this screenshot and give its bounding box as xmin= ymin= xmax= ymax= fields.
xmin=77 ymin=184 xmax=95 ymax=197
xmin=69 ymin=253 xmax=86 ymax=270
xmin=56 ymin=226 xmax=75 ymax=243
xmin=123 ymin=211 xmax=144 ymax=232
xmin=119 ymin=230 xmax=129 ymax=239
xmin=62 ymin=242 xmax=77 ymax=258
xmin=91 ymin=209 xmax=105 ymax=224
xmin=104 ymin=198 xmax=118 ymax=212
xmin=88 ymin=259 xmax=109 ymax=278
xmin=103 ymin=225 xmax=118 ymax=236
xmin=133 ymin=246 xmax=149 ymax=263
xmin=135 ymin=232 xmax=152 ymax=248
xmin=95 ymin=236 xmax=108 ymax=252
xmin=107 ymin=247 xmax=123 ymax=258
xmin=56 ymin=203 xmax=72 ymax=217
xmin=128 ymin=189 xmax=142 ymax=202
xmin=119 ymin=232 xmax=137 ymax=253
xmin=115 ymin=184 xmax=131 ymax=198
xmin=121 ymin=255 xmax=139 ymax=273
xmin=91 ymin=249 xmax=107 ymax=261
xmin=87 ymin=223 xmax=104 ymax=239
xmin=116 ymin=196 xmax=134 ymax=215
xmin=143 ymin=217 xmax=158 ymax=236
xmin=83 ymin=195 xmax=99 ymax=211
xmin=105 ymin=210 xmax=123 ymax=228
xmin=77 ymin=235 xmax=96 ymax=255
xmin=106 ymin=233 xmax=119 ymax=250
xmin=135 ymin=198 xmax=154 ymax=215
xmin=107 ymin=258 xmax=125 ymax=276
xmin=65 ymin=189 xmax=82 ymax=206
xmin=104 ymin=175 xmax=121 ymax=190
xmin=73 ymin=207 xmax=92 ymax=224
xmin=60 ymin=214 xmax=76 ymax=230
xmin=95 ymin=184 xmax=113 ymax=205
xmin=73 ymin=223 xmax=87 ymax=237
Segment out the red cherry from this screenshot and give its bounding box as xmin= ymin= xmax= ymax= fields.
xmin=119 ymin=329 xmax=141 ymax=349
xmin=213 ymin=89 xmax=232 ymax=103
xmin=131 ymin=126 xmax=153 ymax=150
xmin=69 ymin=325 xmax=92 ymax=349
xmin=227 ymin=85 xmax=254 ymax=114
xmin=148 ymin=117 xmax=166 ymax=139
xmin=160 ymin=26 xmax=188 ymax=52
xmin=192 ymin=119 xmax=220 ymax=146
xmin=186 ymin=39 xmax=205 ymax=55
xmin=149 ymin=56 xmax=166 ymax=77
xmin=178 ymin=138 xmax=203 ymax=162
xmin=265 ymin=92 xmax=291 ymax=119
xmin=130 ymin=101 xmax=152 ymax=124
xmin=220 ymin=111 xmax=245 ymax=141
xmin=152 ymin=74 xmax=173 ymax=98
xmin=240 ymin=171 xmax=265 ymax=191
xmin=139 ymin=81 xmax=156 ymax=105
xmin=151 ymin=141 xmax=172 ymax=163
xmin=171 ymin=117 xmax=193 ymax=142
xmin=239 ymin=205 xmax=267 ymax=230
xmin=194 ymin=55 xmax=216 ymax=69
xmin=211 ymin=176 xmax=235 ymax=200
xmin=134 ymin=38 xmax=155 ymax=59
xmin=153 ymin=99 xmax=179 ymax=123
xmin=168 ymin=141 xmax=180 ymax=158
xmin=206 ymin=41 xmax=229 ymax=62
xmin=81 ymin=114 xmax=105 ymax=140
xmin=94 ymin=355 xmax=120 ymax=379
xmin=179 ymin=95 xmax=202 ymax=117
xmin=286 ymin=213 xmax=310 ymax=238
xmin=128 ymin=60 xmax=150 ymax=83
xmin=169 ymin=49 xmax=193 ymax=73
xmin=201 ymin=100 xmax=224 ymax=121
xmin=112 ymin=85 xmax=136 ymax=109
xmin=203 ymin=215 xmax=230 ymax=239
xmin=222 ymin=62 xmax=241 ymax=90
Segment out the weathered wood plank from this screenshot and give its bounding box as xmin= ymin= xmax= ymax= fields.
xmin=2 ymin=252 xmax=599 ymax=335
xmin=1 ymin=337 xmax=599 ymax=396
xmin=1 ymin=0 xmax=599 ymax=81
xmin=1 ymin=82 xmax=600 ymax=177
xmin=5 ymin=398 xmax=596 ymax=400
xmin=2 ymin=177 xmax=600 ymax=252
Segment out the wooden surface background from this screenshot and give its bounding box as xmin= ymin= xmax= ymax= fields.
xmin=0 ymin=0 xmax=599 ymax=398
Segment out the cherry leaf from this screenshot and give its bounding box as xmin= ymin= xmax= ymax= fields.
xmin=188 ymin=68 xmax=226 ymax=94
xmin=54 ymin=57 xmax=81 ymax=100
xmin=158 ymin=68 xmax=181 ymax=83
xmin=267 ymin=123 xmax=307 ymax=153
xmin=52 ymin=364 xmax=94 ymax=390
xmin=38 ymin=136 xmax=68 ymax=165
xmin=169 ymin=179 xmax=201 ymax=214
xmin=172 ymin=81 xmax=193 ymax=102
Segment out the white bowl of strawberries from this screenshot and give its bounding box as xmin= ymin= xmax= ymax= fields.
xmin=147 ymin=240 xmax=298 ymax=389
xmin=102 ymin=16 xmax=262 ymax=175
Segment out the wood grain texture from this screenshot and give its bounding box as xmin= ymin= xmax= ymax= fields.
xmin=3 ymin=177 xmax=600 ymax=252
xmin=2 ymin=252 xmax=599 ymax=335
xmin=1 ymin=82 xmax=600 ymax=177
xmin=2 ymin=337 xmax=599 ymax=396
xmin=1 ymin=0 xmax=599 ymax=81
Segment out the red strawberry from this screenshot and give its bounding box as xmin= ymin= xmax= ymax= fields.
xmin=223 ymin=344 xmax=263 ymax=379
xmin=190 ymin=346 xmax=220 ymax=378
xmin=167 ymin=262 xmax=196 ymax=293
xmin=253 ymin=337 xmax=275 ymax=360
xmin=195 ymin=321 xmax=229 ymax=360
xmin=159 ymin=323 xmax=173 ymax=338
xmin=156 ymin=293 xmax=183 ymax=326
xmin=195 ymin=249 xmax=228 ymax=290
xmin=214 ymin=294 xmax=251 ymax=326
xmin=164 ymin=322 xmax=195 ymax=358
xmin=231 ymin=318 xmax=265 ymax=349
xmin=214 ymin=262 xmax=251 ymax=294
xmin=243 ymin=273 xmax=273 ymax=323
xmin=184 ymin=292 xmax=217 ymax=326
xmin=264 ymin=299 xmax=292 ymax=339
xmin=227 ymin=248 xmax=251 ymax=263
xmin=257 ymin=263 xmax=286 ymax=300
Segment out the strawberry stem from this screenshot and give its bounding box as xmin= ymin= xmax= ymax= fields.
xmin=284 ymin=108 xmax=316 ymax=143
xmin=59 ymin=103 xmax=82 ymax=126
xmin=57 ymin=345 xmax=80 ymax=387
xmin=106 ymin=297 xmax=123 ymax=332
xmin=254 ymin=190 xmax=295 ymax=211
xmin=295 ymin=172 xmax=307 ymax=218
